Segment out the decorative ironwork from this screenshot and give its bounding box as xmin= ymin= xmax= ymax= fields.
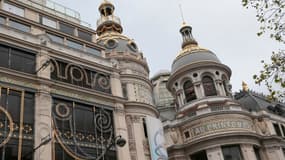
xmin=52 ymin=98 xmax=116 ymax=160
xmin=0 ymin=87 xmax=35 ymax=159
xmin=50 ymin=58 xmax=112 ymax=94
xmin=0 ymin=106 xmax=14 ymax=148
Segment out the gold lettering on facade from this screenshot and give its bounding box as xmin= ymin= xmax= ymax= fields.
xmin=185 ymin=119 xmax=253 ymax=138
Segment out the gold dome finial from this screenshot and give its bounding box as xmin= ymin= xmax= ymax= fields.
xmin=242 ymin=81 xmax=249 ymax=92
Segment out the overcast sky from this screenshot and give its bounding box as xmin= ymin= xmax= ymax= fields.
xmin=54 ymin=0 xmax=281 ymax=93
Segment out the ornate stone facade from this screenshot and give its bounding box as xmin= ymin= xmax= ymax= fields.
xmin=0 ymin=0 xmax=285 ymax=160
xmin=151 ymin=21 xmax=285 ymax=160
xmin=0 ymin=0 xmax=157 ymax=160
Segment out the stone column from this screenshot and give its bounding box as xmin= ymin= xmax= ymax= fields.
xmin=263 ymin=146 xmax=285 ymax=160
xmin=127 ymin=83 xmax=136 ymax=101
xmin=206 ymin=146 xmax=224 ymax=160
xmin=36 ymin=50 xmax=50 ymax=79
xmin=110 ymin=72 xmax=131 ymax=160
xmin=194 ymin=83 xmax=203 ymax=99
xmin=110 ymin=72 xmax=123 ymax=97
xmin=132 ymin=116 xmax=146 ymax=160
xmin=34 ymin=86 xmax=52 ymax=160
xmin=168 ymin=149 xmax=187 ymax=160
xmin=215 ymin=80 xmax=223 ymax=96
xmin=34 ymin=49 xmax=52 ymax=160
xmin=114 ymin=104 xmax=131 ymax=160
xmin=240 ymin=144 xmax=257 ymax=160
xmin=176 ymin=90 xmax=183 ymax=106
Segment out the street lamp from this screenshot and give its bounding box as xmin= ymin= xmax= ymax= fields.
xmin=21 ymin=135 xmax=51 ymax=159
xmin=103 ymin=135 xmax=126 ymax=159
xmin=106 ymin=135 xmax=126 ymax=151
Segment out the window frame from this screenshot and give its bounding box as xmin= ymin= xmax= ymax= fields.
xmin=3 ymin=2 xmax=24 ymax=17
xmin=41 ymin=15 xmax=57 ymax=29
xmin=59 ymin=22 xmax=75 ymax=36
xmin=222 ymin=145 xmax=244 ymax=160
xmin=183 ymin=80 xmax=196 ymax=103
xmin=8 ymin=19 xmax=31 ymax=33
xmin=202 ymin=75 xmax=217 ymax=96
xmin=0 ymin=43 xmax=36 ymax=74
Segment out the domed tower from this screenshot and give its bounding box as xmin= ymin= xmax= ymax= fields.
xmin=164 ymin=23 xmax=262 ymax=160
xmin=167 ymin=22 xmax=233 ymax=115
xmin=96 ymin=1 xmax=158 ymax=160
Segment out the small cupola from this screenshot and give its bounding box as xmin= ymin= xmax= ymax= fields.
xmin=96 ymin=0 xmax=123 ymax=36
xmin=99 ymin=0 xmax=114 ymax=16
xmin=180 ymin=22 xmax=198 ymax=49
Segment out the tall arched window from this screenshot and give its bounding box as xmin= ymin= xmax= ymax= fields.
xmin=202 ymin=76 xmax=217 ymax=96
xmin=183 ymin=80 xmax=196 ymax=103
xmin=222 ymin=75 xmax=228 ymax=96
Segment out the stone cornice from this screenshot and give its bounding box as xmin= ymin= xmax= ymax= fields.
xmin=120 ymin=74 xmax=152 ymax=87
xmin=125 ymin=101 xmax=159 ymax=117
xmin=167 ymin=132 xmax=262 ymax=152
xmin=164 ymin=110 xmax=255 ymax=128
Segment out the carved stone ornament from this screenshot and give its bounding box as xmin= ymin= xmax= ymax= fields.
xmin=169 ymin=128 xmax=179 ymax=144
xmin=254 ymin=118 xmax=270 ymax=136
xmin=114 ymin=103 xmax=125 ymax=115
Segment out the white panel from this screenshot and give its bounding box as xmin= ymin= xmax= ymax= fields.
xmin=3 ymin=3 xmax=24 ymax=17
xmin=145 ymin=116 xmax=168 ymax=160
xmin=42 ymin=16 xmax=57 ymax=28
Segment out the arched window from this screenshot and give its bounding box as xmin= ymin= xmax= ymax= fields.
xmin=183 ymin=80 xmax=196 ymax=102
xmin=202 ymin=76 xmax=217 ymax=96
xmin=222 ymin=75 xmax=228 ymax=96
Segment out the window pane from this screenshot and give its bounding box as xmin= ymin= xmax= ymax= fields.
xmin=86 ymin=46 xmax=101 ymax=56
xmin=254 ymin=147 xmax=261 ymax=160
xmin=202 ymin=76 xmax=217 ymax=96
xmin=59 ymin=22 xmax=74 ymax=35
xmin=0 ymin=44 xmax=9 ymax=68
xmin=273 ymin=123 xmax=282 ymax=136
xmin=41 ymin=16 xmax=57 ymax=29
xmin=78 ymin=30 xmax=92 ymax=41
xmin=222 ymin=145 xmax=243 ymax=160
xmin=0 ymin=16 xmax=5 ymax=25
xmin=190 ymin=150 xmax=208 ymax=160
xmin=7 ymin=90 xmax=21 ymax=124
xmin=47 ymin=33 xmax=64 ymax=44
xmin=3 ymin=3 xmax=24 ymax=17
xmin=10 ymin=48 xmax=35 ymax=74
xmin=184 ymin=80 xmax=196 ymax=102
xmin=67 ymin=39 xmax=83 ymax=50
xmin=9 ymin=20 xmax=30 ymax=32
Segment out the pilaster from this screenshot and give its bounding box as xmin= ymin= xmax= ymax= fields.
xmin=34 ymin=86 xmax=52 ymax=160
xmin=110 ymin=72 xmax=123 ymax=97
xmin=114 ymin=103 xmax=131 ymax=160
xmin=240 ymin=144 xmax=257 ymax=160
xmin=263 ymin=145 xmax=285 ymax=160
xmin=36 ymin=50 xmax=50 ymax=79
xmin=132 ymin=116 xmax=146 ymax=160
xmin=206 ymin=146 xmax=224 ymax=160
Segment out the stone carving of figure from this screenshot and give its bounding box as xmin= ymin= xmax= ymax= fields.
xmin=254 ymin=118 xmax=270 ymax=136
xmin=169 ymin=128 xmax=179 ymax=144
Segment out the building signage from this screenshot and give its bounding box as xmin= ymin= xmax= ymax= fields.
xmin=188 ymin=119 xmax=252 ymax=138
xmin=145 ymin=116 xmax=168 ymax=160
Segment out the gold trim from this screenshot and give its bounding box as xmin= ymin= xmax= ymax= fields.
xmin=0 ymin=106 xmax=14 ymax=148
xmin=17 ymin=91 xmax=25 ymax=160
xmin=176 ymin=44 xmax=209 ymax=59
xmin=54 ymin=129 xmax=85 ymax=160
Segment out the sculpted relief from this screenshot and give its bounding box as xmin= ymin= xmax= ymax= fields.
xmin=254 ymin=118 xmax=270 ymax=136
xmin=165 ymin=128 xmax=182 ymax=147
